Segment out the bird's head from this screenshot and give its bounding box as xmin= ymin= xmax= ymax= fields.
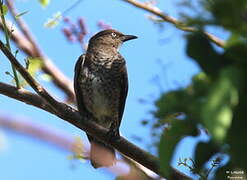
xmin=88 ymin=29 xmax=137 ymax=52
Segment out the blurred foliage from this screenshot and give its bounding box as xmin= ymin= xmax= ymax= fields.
xmin=14 ymin=11 xmax=29 ymax=20
xmin=67 ymin=136 xmax=86 ymax=162
xmin=151 ymin=0 xmax=247 ymax=179
xmin=159 ymin=120 xmax=198 ymax=176
xmin=8 ymin=57 xmax=44 ymax=87
xmin=39 ymin=0 xmax=50 ymax=8
xmin=0 ymin=4 xmax=7 ymax=16
xmin=44 ymin=12 xmax=62 ymax=28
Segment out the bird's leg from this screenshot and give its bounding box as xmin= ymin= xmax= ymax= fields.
xmin=109 ymin=122 xmax=120 ymax=138
xmin=107 ymin=115 xmax=120 ymax=142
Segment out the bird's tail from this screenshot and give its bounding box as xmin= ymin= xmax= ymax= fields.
xmin=87 ymin=134 xmax=116 ymax=168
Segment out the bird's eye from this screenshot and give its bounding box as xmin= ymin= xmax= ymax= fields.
xmin=111 ymin=32 xmax=117 ymax=37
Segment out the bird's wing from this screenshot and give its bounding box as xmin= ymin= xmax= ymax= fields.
xmin=74 ymin=54 xmax=87 ymax=115
xmin=118 ymin=64 xmax=128 ymax=125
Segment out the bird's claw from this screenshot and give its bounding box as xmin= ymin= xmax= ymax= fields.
xmin=107 ymin=127 xmax=120 ymax=142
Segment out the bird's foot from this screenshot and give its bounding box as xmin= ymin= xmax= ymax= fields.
xmin=107 ymin=127 xmax=120 ymax=143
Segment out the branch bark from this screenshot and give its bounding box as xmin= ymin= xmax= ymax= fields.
xmin=0 ymin=40 xmax=192 ymax=179
xmin=0 ymin=82 xmax=55 ymax=115
xmin=122 ymin=0 xmax=225 ymax=47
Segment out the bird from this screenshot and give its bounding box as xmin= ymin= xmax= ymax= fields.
xmin=74 ymin=29 xmax=137 ymax=168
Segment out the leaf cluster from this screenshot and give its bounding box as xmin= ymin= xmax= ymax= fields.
xmin=153 ymin=0 xmax=247 ymax=179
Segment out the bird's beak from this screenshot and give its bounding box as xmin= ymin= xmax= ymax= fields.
xmin=122 ymin=35 xmax=138 ymax=42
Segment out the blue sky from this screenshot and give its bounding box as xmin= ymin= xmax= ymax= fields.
xmin=0 ymin=0 xmax=224 ymax=179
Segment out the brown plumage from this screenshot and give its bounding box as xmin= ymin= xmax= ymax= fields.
xmin=74 ymin=29 xmax=137 ymax=168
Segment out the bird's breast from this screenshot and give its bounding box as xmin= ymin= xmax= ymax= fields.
xmin=82 ymin=70 xmax=120 ymax=120
xmin=91 ymin=76 xmax=111 ymax=117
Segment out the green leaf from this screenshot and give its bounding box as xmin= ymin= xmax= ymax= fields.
xmin=27 ymin=57 xmax=43 ymax=76
xmin=11 ymin=58 xmax=43 ymax=87
xmin=5 ymin=71 xmax=11 ymax=75
xmin=210 ymin=0 xmax=247 ymax=34
xmin=39 ymin=0 xmax=50 ymax=8
xmin=186 ymin=33 xmax=230 ymax=76
xmin=44 ymin=12 xmax=62 ymax=28
xmin=14 ymin=11 xmax=28 ymax=19
xmin=194 ymin=141 xmax=219 ymax=173
xmin=9 ymin=71 xmax=26 ymax=88
xmin=227 ymin=87 xmax=247 ymax=169
xmin=159 ymin=120 xmax=197 ymax=177
xmin=201 ymin=67 xmax=240 ymax=144
xmin=224 ymin=43 xmax=247 ymax=66
xmin=39 ymin=73 xmax=52 ymax=82
xmin=0 ymin=4 xmax=8 ymax=16
xmin=225 ymin=33 xmax=242 ymax=47
xmin=154 ymin=90 xmax=187 ymax=119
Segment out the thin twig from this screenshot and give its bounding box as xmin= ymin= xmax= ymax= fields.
xmin=0 ymin=40 xmax=60 ymax=110
xmin=0 ymin=41 xmax=192 ymax=179
xmin=0 ymin=20 xmax=37 ymax=56
xmin=122 ymin=0 xmax=225 ymax=47
xmin=0 ymin=0 xmax=20 ymax=88
xmin=0 ymin=19 xmax=75 ymax=102
xmin=6 ymin=0 xmax=40 ymax=54
xmin=5 ymin=0 xmax=75 ymax=102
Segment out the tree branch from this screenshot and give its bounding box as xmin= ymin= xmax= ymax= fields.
xmin=0 ymin=40 xmax=192 ymax=179
xmin=1 ymin=0 xmax=75 ymax=102
xmin=0 ymin=40 xmax=61 ymax=110
xmin=0 ymin=115 xmax=159 ymax=180
xmin=0 ymin=82 xmax=55 ymax=115
xmin=0 ymin=82 xmax=191 ymax=180
xmin=122 ymin=0 xmax=225 ymax=47
xmin=0 ymin=115 xmax=74 ymax=151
